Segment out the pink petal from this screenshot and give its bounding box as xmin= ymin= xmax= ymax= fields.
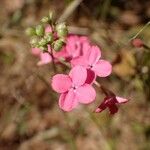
xmin=76 ymin=84 xmax=96 ymax=104
xmin=37 ymin=52 xmax=52 ymax=66
xmin=59 ymin=91 xmax=78 ymax=111
xmin=66 ymin=35 xmax=81 ymax=58
xmin=51 ymin=74 xmax=72 ymax=93
xmin=92 ymin=59 xmax=112 ymax=77
xmin=95 ymin=108 xmax=104 ymax=113
xmin=116 ymin=96 xmax=129 ymax=104
xmin=66 ymin=40 xmax=81 ymax=58
xmin=45 ymin=25 xmax=52 ymax=33
xmin=81 ymin=42 xmax=91 ymax=56
xmin=31 ymin=48 xmax=41 ymax=56
xmin=108 ymin=105 xmax=118 ymax=114
xmin=85 ymin=69 xmax=96 ymax=84
xmin=85 ymin=46 xmax=101 ymax=65
xmin=71 ymin=56 xmax=87 ymax=67
xmin=69 ymin=66 xmax=87 ymax=86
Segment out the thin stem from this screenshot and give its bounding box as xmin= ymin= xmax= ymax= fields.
xmin=57 ymin=0 xmax=84 ymax=23
xmin=129 ymin=21 xmax=150 ymax=41
xmin=58 ymin=58 xmax=71 ymax=68
xmin=47 ymin=50 xmax=57 ymax=72
xmin=94 ymin=81 xmax=114 ymax=96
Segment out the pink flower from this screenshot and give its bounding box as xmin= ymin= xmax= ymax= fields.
xmin=37 ymin=45 xmax=52 ymax=66
xmin=95 ymin=96 xmax=129 ymax=114
xmin=65 ymin=35 xmax=91 ymax=59
xmin=71 ymin=45 xmax=112 ymax=83
xmin=51 ymin=66 xmax=96 ymax=111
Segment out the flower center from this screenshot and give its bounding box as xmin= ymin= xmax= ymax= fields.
xmin=71 ymin=85 xmax=77 ymax=91
xmin=88 ymin=64 xmax=93 ymax=69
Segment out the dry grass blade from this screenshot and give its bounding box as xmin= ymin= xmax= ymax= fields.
xmin=57 ymin=0 xmax=84 ymax=23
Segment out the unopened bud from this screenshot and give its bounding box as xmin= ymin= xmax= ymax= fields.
xmin=39 ymin=38 xmax=47 ymax=46
xmin=30 ymin=37 xmax=38 ymax=47
xmin=48 ymin=11 xmax=53 ymax=23
xmin=56 ymin=22 xmax=68 ymax=37
xmin=36 ymin=25 xmax=44 ymax=36
xmin=25 ymin=27 xmax=36 ymax=36
xmin=41 ymin=16 xmax=49 ymax=23
xmin=39 ymin=46 xmax=47 ymax=52
xmin=53 ymin=39 xmax=65 ymax=51
xmin=132 ymin=38 xmax=144 ymax=48
xmin=44 ymin=33 xmax=54 ymax=43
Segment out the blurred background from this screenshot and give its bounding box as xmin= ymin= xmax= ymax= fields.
xmin=0 ymin=0 xmax=150 ymax=150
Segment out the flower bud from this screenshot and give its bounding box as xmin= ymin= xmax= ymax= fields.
xmin=36 ymin=25 xmax=44 ymax=36
xmin=41 ymin=16 xmax=49 ymax=23
xmin=39 ymin=46 xmax=47 ymax=52
xmin=39 ymin=38 xmax=47 ymax=46
xmin=30 ymin=37 xmax=38 ymax=47
xmin=44 ymin=33 xmax=54 ymax=43
xmin=56 ymin=22 xmax=68 ymax=37
xmin=53 ymin=39 xmax=65 ymax=51
xmin=48 ymin=11 xmax=53 ymax=23
xmin=25 ymin=27 xmax=36 ymax=36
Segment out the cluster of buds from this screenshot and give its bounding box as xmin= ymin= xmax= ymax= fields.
xmin=26 ymin=12 xmax=68 ymax=52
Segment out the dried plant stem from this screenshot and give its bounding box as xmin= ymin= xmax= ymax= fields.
xmin=129 ymin=21 xmax=150 ymax=41
xmin=57 ymin=0 xmax=84 ymax=23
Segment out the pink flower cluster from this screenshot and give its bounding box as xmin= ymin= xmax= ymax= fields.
xmin=51 ymin=35 xmax=113 ymax=112
xmin=32 ymin=32 xmax=128 ymax=113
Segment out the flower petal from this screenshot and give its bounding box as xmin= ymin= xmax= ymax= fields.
xmin=45 ymin=25 xmax=52 ymax=33
xmin=92 ymin=59 xmax=112 ymax=77
xmin=116 ymin=96 xmax=129 ymax=104
xmin=66 ymin=35 xmax=81 ymax=58
xmin=51 ymin=74 xmax=72 ymax=93
xmin=95 ymin=100 xmax=107 ymax=113
xmin=59 ymin=91 xmax=78 ymax=111
xmin=85 ymin=46 xmax=101 ymax=65
xmin=76 ymin=84 xmax=96 ymax=104
xmin=81 ymin=42 xmax=91 ymax=56
xmin=108 ymin=105 xmax=118 ymax=114
xmin=37 ymin=52 xmax=52 ymax=66
xmin=85 ymin=69 xmax=96 ymax=84
xmin=71 ymin=56 xmax=87 ymax=67
xmin=69 ymin=66 xmax=87 ymax=86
